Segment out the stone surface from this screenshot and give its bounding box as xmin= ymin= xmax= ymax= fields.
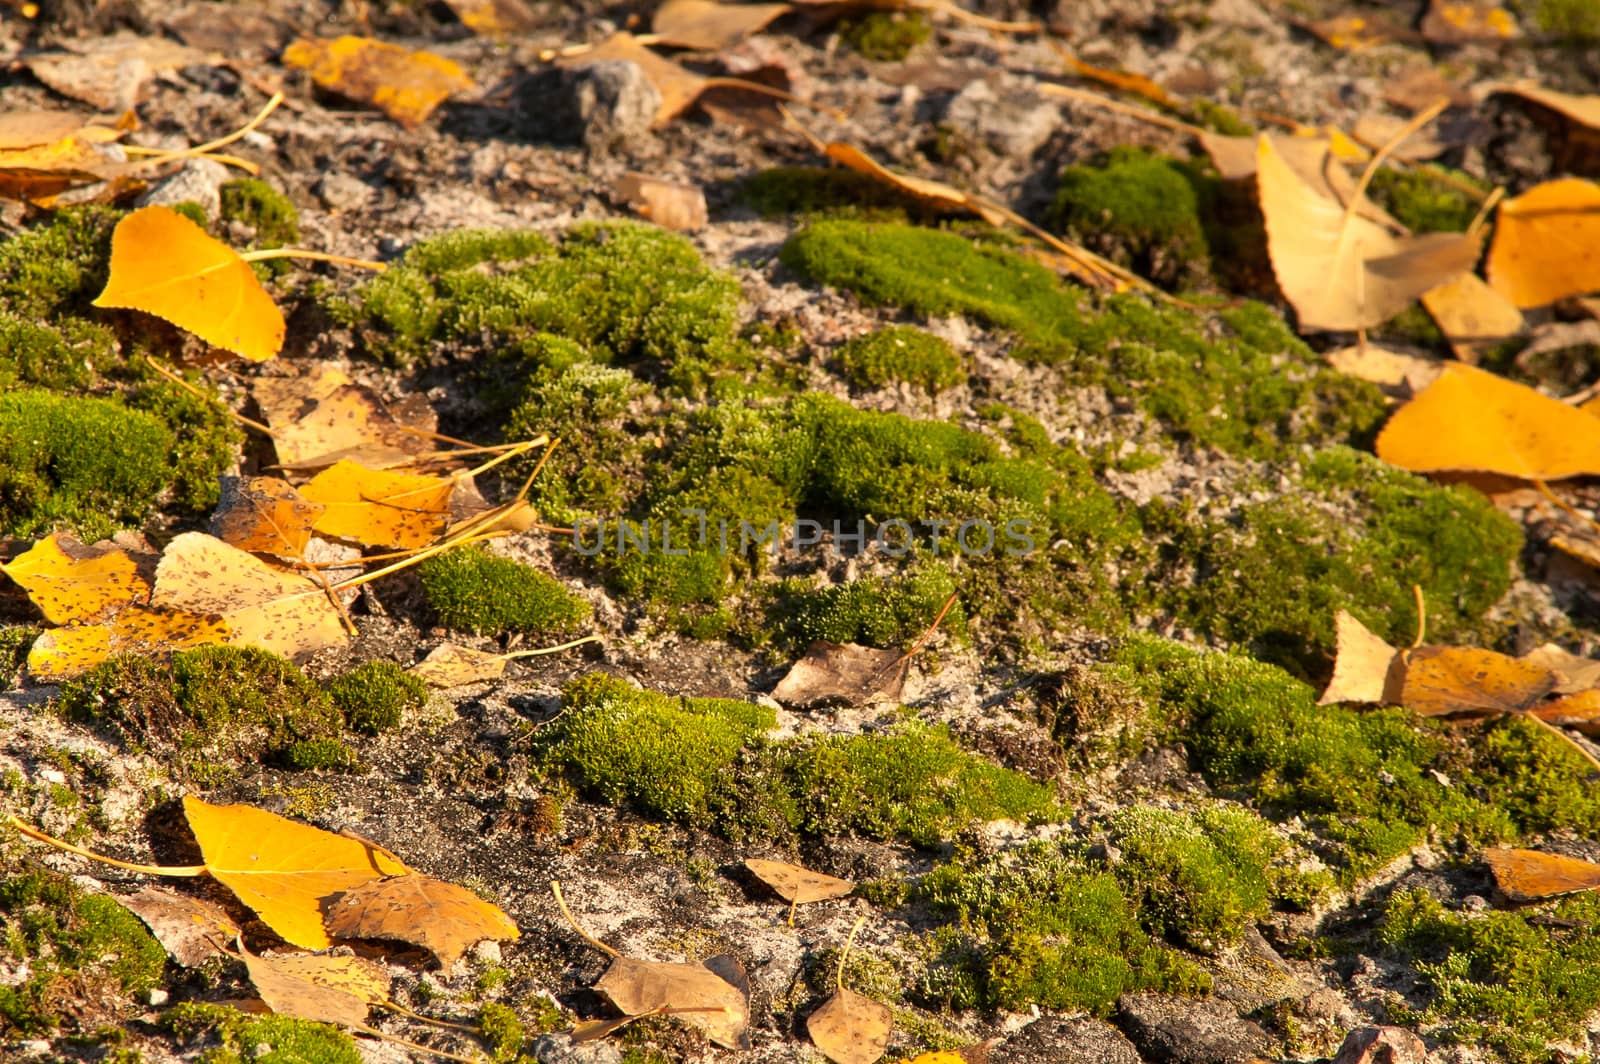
xmin=941 ymin=77 xmax=1060 ymax=158
xmin=1000 ymin=1014 xmax=1145 ymax=1063
xmin=514 ymin=60 xmax=661 ymax=148
xmin=1332 ymin=1026 xmax=1429 ymax=1064
xmin=1115 ymin=992 xmax=1270 ymax=1064
xmin=138 ymin=157 xmax=231 ymax=218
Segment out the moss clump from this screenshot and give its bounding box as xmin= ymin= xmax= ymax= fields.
xmin=343 ymin=222 xmax=746 ymax=386
xmin=0 ymin=206 xmax=118 ymax=320
xmin=419 ymin=545 xmax=591 ymax=637
xmin=1108 ymin=803 xmax=1322 ymax=953
xmin=220 ymin=178 xmax=300 ymax=246
xmin=742 ymin=166 xmax=915 ymax=217
xmin=478 ymin=1002 xmax=526 ymax=1062
xmin=773 ymin=567 xmax=964 ymax=649
xmin=792 ymin=724 xmax=1062 ymax=845
xmin=1050 ymin=149 xmax=1211 ymax=289
xmin=0 ymin=626 xmax=36 ymax=682
xmin=1148 ymin=448 xmax=1522 ymax=670
xmin=916 ymin=843 xmax=1209 ymax=1014
xmin=781 ymin=220 xmax=1386 ymax=458
xmin=0 ymin=870 xmax=166 ymax=1035
xmin=546 ymin=673 xmax=777 ymax=824
xmin=836 ymin=325 xmax=964 ymax=392
xmin=1187 ymin=98 xmax=1253 ymax=136
xmin=1521 ymin=0 xmax=1600 ymax=38
xmin=0 ymin=312 xmax=110 ymax=393
xmin=162 ymin=1002 xmax=362 ymax=1064
xmin=1368 ymin=166 xmax=1484 ymax=234
xmin=59 ymin=647 xmax=349 ymax=777
xmin=325 ymin=660 xmax=426 ymax=735
xmin=1381 ymin=889 xmax=1600 ymax=1062
xmin=0 ymin=390 xmax=178 ymax=541
xmin=842 ymin=10 xmax=931 ymax=59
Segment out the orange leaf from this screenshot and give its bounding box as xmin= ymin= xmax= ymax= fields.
xmin=822 ymin=142 xmax=1008 ymax=228
xmin=1526 ymin=689 xmax=1600 ymax=736
xmin=1486 ymin=178 xmax=1600 ymax=309
xmin=1484 ymin=847 xmax=1600 ymax=902
xmin=1399 ymin=645 xmax=1557 ymax=717
xmin=283 ymin=35 xmax=472 ymax=129
xmin=183 ymin=795 xmax=410 ymax=950
xmin=652 ymin=0 xmax=793 ymax=50
xmin=92 ymin=205 xmax=285 ymax=362
xmin=324 ymin=872 xmax=520 ymax=966
xmin=210 ymin=476 xmax=326 ymax=558
xmin=301 ymin=460 xmax=455 ymax=549
xmin=1376 ymin=363 xmax=1600 ymax=479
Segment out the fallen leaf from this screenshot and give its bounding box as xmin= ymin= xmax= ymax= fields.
xmin=1351 ymin=113 xmax=1449 ymax=161
xmin=0 ymin=110 xmax=89 ymax=149
xmin=1421 ymin=0 xmax=1519 ymax=43
xmin=251 ymin=365 xmax=438 ymax=471
xmin=771 ymin=641 xmax=909 ymax=708
xmin=1421 ymin=272 xmax=1525 ymax=363
xmin=1318 ymin=610 xmax=1403 ymax=706
xmin=807 ymin=987 xmax=891 ymax=1064
xmin=1520 ymin=644 xmax=1600 ymax=694
xmin=324 ymin=872 xmax=520 ymax=967
xmin=24 ymin=34 xmax=213 ymax=110
xmin=0 ymin=112 xmax=129 ymax=202
xmin=823 ymin=142 xmax=1008 ymax=227
xmin=1399 ymin=645 xmax=1557 ymax=717
xmin=282 ymin=36 xmax=473 ymax=129
xmin=1058 ymin=53 xmax=1180 ymax=109
xmin=652 ymin=0 xmax=794 ymax=50
xmin=1324 ymin=343 xmax=1443 ymax=397
xmin=1491 ymin=83 xmax=1600 ymax=134
xmin=0 ymin=533 xmax=150 ymax=625
xmin=1484 ymin=847 xmax=1600 ymax=902
xmin=120 ymin=887 xmax=242 ymax=967
xmin=1526 ymin=689 xmax=1600 ymax=736
xmin=183 ymin=795 xmax=410 ymax=951
xmin=409 ymin=643 xmax=514 ymax=685
xmin=1301 ymin=13 xmax=1406 ymax=49
xmin=744 ymin=858 xmax=854 ymax=920
xmin=92 ymin=205 xmax=285 ymax=362
xmin=164 ymin=4 xmax=289 ymax=58
xmin=1376 ymin=363 xmax=1600 ymax=479
xmin=1486 ymin=178 xmax=1600 ymax=308
xmin=613 ymin=172 xmax=708 ymax=232
xmin=241 ymin=947 xmax=390 ymax=1027
xmin=300 ymin=460 xmax=455 ymax=550
xmin=210 ymin=477 xmax=327 ymax=559
xmin=1384 ymin=65 xmax=1473 ymax=112
xmin=149 ymin=532 xmax=347 ymax=661
xmin=597 ymin=954 xmax=751 ymax=1049
xmin=1256 ymin=134 xmax=1481 ymax=331
xmin=440 ymin=0 xmax=540 ymax=35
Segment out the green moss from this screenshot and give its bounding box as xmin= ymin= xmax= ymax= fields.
xmin=1050 ymin=149 xmax=1211 ymax=289
xmin=284 ymin=736 xmax=358 ymax=771
xmin=1148 ymin=448 xmax=1522 ymax=670
xmin=0 ymin=626 xmax=34 ymax=683
xmin=841 ymin=10 xmax=931 ymax=60
xmin=1521 ymin=0 xmax=1600 ymax=38
xmin=792 ymin=724 xmax=1062 ymax=845
xmin=1368 ymin=165 xmax=1484 ymax=234
xmin=419 ymin=545 xmax=591 ymax=637
xmin=220 ymin=178 xmax=300 ymax=246
xmin=1187 ymin=98 xmax=1254 ymax=136
xmin=342 ymin=223 xmax=747 ymax=386
xmin=0 ymin=205 xmax=118 ymax=320
xmin=0 ymin=313 xmax=110 ymax=393
xmin=1381 ymin=890 xmax=1600 ymax=1062
xmin=546 ymin=673 xmax=777 ymax=825
xmin=1108 ymin=803 xmax=1323 ymax=953
xmin=741 ymin=166 xmax=914 ymax=217
xmin=162 ymin=1002 xmax=361 ymax=1064
xmin=0 ymin=390 xmax=177 ymax=541
xmin=916 ymin=843 xmax=1210 ymax=1014
xmin=773 ymin=566 xmax=964 ymax=649
xmin=478 ymin=1002 xmax=525 ymax=1062
xmin=0 ymin=870 xmax=165 ymax=1035
xmin=780 ymin=220 xmax=1386 ymax=458
xmin=59 ymin=647 xmax=346 ymax=776
xmin=325 ymin=660 xmax=426 ymax=735
xmin=835 ymin=325 xmax=964 ymax=392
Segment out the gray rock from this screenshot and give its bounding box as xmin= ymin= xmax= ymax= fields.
xmin=528 ymin=1032 xmax=622 ymax=1063
xmin=315 ymin=171 xmax=372 ymax=212
xmin=942 ymin=78 xmax=1059 ymax=158
xmin=999 ymin=1014 xmax=1144 ymax=1063
xmin=1332 ymin=1026 xmax=1428 ymax=1064
xmin=1115 ymin=992 xmax=1269 ymax=1064
xmin=138 ymin=157 xmax=231 ymax=218
xmin=514 ymin=60 xmax=661 ymax=149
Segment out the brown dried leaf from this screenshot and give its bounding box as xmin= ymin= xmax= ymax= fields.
xmin=1520 ymin=644 xmax=1600 ymax=694
xmin=120 ymin=887 xmax=241 ymax=967
xmin=807 ymin=987 xmax=892 ymax=1064
xmin=1421 ymin=272 xmax=1525 ymax=363
xmin=597 ymin=954 xmax=750 ymax=1049
xmin=772 ymin=641 xmax=909 ymax=708
xmin=241 ymin=948 xmax=390 ymax=1027
xmin=210 ymin=477 xmax=326 ymax=559
xmin=613 ymin=172 xmax=708 ymax=232
xmin=25 ymin=34 xmax=214 ymax=110
xmin=1485 ymin=846 xmax=1600 ymax=902
xmin=324 ymin=872 xmax=520 ymax=967
xmin=652 ymin=0 xmax=794 ymax=50
xmin=1325 ymin=343 xmax=1443 ymax=397
xmin=823 ymin=142 xmax=1008 ymax=227
xmin=1399 ymin=645 xmax=1558 ymax=717
xmin=409 ymin=643 xmax=510 ymax=686
xmin=744 ymin=858 xmax=854 ymax=905
xmin=565 ymin=33 xmax=709 ymax=126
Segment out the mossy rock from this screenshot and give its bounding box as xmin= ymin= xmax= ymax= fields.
xmin=326 ymin=660 xmax=427 ymax=735
xmin=1368 ymin=165 xmax=1485 ymax=234
xmin=162 ymin=1002 xmax=361 ymax=1064
xmin=835 ymin=325 xmax=965 ymax=392
xmin=0 ymin=870 xmax=166 ymax=1035
xmin=58 ymin=647 xmax=351 ymax=779
xmin=841 ymin=10 xmax=931 ymax=60
xmin=1050 ymin=148 xmax=1212 ymax=290
xmin=771 ymin=566 xmax=964 ymax=649
xmin=419 ymin=545 xmax=591 ymax=637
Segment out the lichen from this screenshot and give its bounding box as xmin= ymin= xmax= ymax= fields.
xmin=419 ymin=545 xmax=591 ymax=637
xmin=835 ymin=325 xmax=965 ymax=392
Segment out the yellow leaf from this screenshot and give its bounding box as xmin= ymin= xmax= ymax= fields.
xmin=1486 ymin=178 xmax=1600 ymax=308
xmin=1256 ymin=135 xmax=1480 ymax=331
xmin=1420 ymin=272 xmax=1524 ymax=362
xmin=301 ymin=460 xmax=455 ymax=549
xmin=241 ymin=948 xmax=390 ymax=1027
xmin=1400 ymin=646 xmax=1557 ymax=717
xmin=27 ymin=605 xmax=233 ymax=682
xmin=183 ymin=795 xmax=410 ymax=950
xmin=1317 ymin=611 xmax=1402 ymax=706
xmin=1485 ymin=847 xmax=1600 ymax=903
xmin=744 ymin=858 xmax=855 ymax=906
xmin=282 ymin=35 xmax=473 ymax=130
xmin=0 ymin=532 xmax=149 ymax=624
xmin=92 ymin=205 xmax=285 ymax=362
xmin=323 ymin=872 xmax=520 ymax=967
xmin=210 ymin=476 xmax=326 ymax=559
xmin=1376 ymin=363 xmax=1600 ymax=479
